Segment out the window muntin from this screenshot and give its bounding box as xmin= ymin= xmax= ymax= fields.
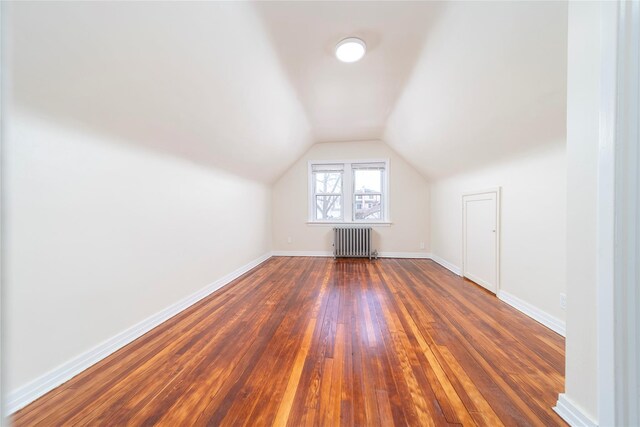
xmin=309 ymin=160 xmax=388 ymax=223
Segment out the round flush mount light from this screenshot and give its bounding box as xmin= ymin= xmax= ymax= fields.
xmin=335 ymin=37 xmax=366 ymax=63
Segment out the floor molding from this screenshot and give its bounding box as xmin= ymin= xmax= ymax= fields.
xmin=272 ymin=250 xmax=431 ymax=259
xmin=430 ymin=254 xmax=463 ymax=276
xmin=378 ymin=251 xmax=431 ymax=259
xmin=498 ymin=290 xmax=566 ymax=337
xmin=271 ymin=250 xmax=333 ymax=257
xmin=554 ymin=393 xmax=598 ymax=427
xmin=6 ymin=252 xmax=272 ymax=415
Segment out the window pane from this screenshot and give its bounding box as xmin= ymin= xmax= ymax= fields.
xmin=354 ymin=194 xmax=381 ymax=220
xmin=354 ymin=169 xmax=382 ymax=193
xmin=316 ymin=195 xmax=342 ymax=220
xmin=314 ymin=172 xmax=342 ymax=194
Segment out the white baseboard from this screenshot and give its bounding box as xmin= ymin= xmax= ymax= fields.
xmin=554 ymin=394 xmax=598 ymax=427
xmin=430 ymin=254 xmax=462 ymax=276
xmin=6 ymin=252 xmax=272 ymax=415
xmin=378 ymin=251 xmax=431 ymax=259
xmin=271 ymin=250 xmax=431 ymax=259
xmin=498 ymin=290 xmax=566 ymax=337
xmin=271 ymin=250 xmax=333 ymax=257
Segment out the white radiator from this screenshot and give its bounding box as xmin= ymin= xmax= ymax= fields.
xmin=333 ymin=227 xmax=373 ymax=259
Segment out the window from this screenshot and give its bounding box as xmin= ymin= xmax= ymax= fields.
xmin=308 ymin=160 xmax=388 ymax=223
xmin=353 ymin=163 xmax=384 ymax=220
xmin=311 ymin=164 xmax=344 ymax=221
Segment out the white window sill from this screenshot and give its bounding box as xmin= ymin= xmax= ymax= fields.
xmin=306 ymin=221 xmax=392 ymax=227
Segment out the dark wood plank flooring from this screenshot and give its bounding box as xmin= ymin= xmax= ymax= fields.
xmin=13 ymin=257 xmax=566 ymax=426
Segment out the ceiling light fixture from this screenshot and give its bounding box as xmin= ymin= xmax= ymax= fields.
xmin=335 ymin=37 xmax=366 ymax=63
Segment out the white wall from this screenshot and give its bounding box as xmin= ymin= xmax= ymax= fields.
xmin=561 ymin=1 xmax=602 ymax=422
xmin=272 ymin=141 xmax=430 ymax=255
xmin=4 ymin=110 xmax=272 ymax=394
xmin=430 ymin=143 xmax=567 ymax=322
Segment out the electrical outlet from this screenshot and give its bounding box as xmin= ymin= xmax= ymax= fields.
xmin=419 ymin=241 xmax=425 ymax=250
xmin=560 ymin=293 xmax=566 ymax=310
xmin=287 ymin=237 xmax=292 ymax=244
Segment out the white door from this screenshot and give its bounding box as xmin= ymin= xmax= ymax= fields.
xmin=463 ymin=190 xmax=499 ymax=293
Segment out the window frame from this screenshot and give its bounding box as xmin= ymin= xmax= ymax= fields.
xmin=307 ymin=159 xmax=390 ymax=225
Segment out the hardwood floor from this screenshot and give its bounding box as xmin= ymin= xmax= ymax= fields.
xmin=13 ymin=257 xmax=566 ymax=426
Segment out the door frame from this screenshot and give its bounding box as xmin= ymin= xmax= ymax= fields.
xmin=462 ymin=187 xmax=501 ymax=294
xmin=596 ymin=1 xmax=639 ymax=425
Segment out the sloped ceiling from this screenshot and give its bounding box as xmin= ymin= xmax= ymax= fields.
xmin=7 ymin=2 xmax=312 ymax=182
xmin=8 ymin=1 xmax=567 ymax=182
xmin=384 ymin=1 xmax=568 ymax=179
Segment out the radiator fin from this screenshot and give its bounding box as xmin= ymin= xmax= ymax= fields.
xmin=333 ymin=227 xmax=372 ymax=259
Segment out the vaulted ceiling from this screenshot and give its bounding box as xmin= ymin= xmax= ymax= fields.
xmin=253 ymin=2 xmax=442 ymax=143
xmin=7 ymin=1 xmax=567 ymax=182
